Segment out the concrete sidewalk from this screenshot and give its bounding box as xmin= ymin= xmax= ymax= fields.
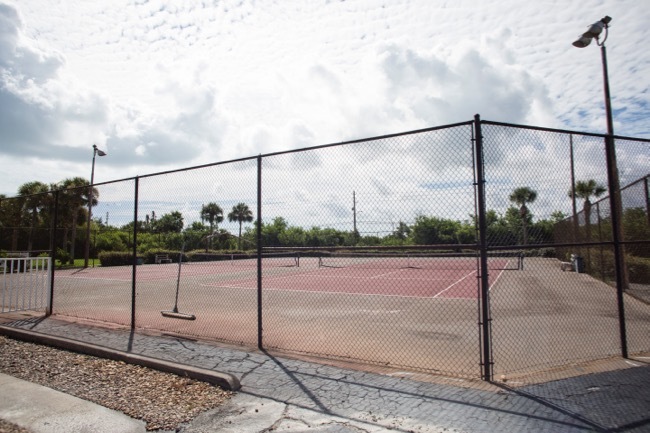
xmin=0 ymin=373 xmax=146 ymax=433
xmin=1 ymin=316 xmax=649 ymax=432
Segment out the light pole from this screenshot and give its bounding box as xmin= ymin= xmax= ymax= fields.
xmin=84 ymin=144 xmax=107 ymax=268
xmin=572 ymin=15 xmax=628 ymax=357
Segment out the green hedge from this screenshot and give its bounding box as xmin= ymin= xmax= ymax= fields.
xmin=142 ymin=249 xmax=187 ymax=264
xmin=584 ymin=248 xmax=650 ymax=285
xmin=627 ymin=254 xmax=650 ymax=284
xmin=186 ymin=250 xmax=248 ymax=262
xmin=98 ymin=249 xmax=254 ymax=266
xmin=98 ymin=251 xmax=137 ymax=267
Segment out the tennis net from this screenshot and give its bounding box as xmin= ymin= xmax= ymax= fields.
xmin=316 ymin=250 xmax=523 ymax=271
xmin=207 ymin=252 xmax=300 ymax=268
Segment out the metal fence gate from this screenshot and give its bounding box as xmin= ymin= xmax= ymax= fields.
xmin=1 ymin=256 xmax=51 ymax=314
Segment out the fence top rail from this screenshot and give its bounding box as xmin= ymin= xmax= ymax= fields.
xmin=2 ymin=117 xmax=649 ymax=202
xmin=261 ymin=120 xmax=475 ymax=158
xmin=481 ymin=120 xmax=650 ymax=143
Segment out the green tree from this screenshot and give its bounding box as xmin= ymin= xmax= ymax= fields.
xmin=305 ymin=226 xmax=346 ymax=247
xmin=201 ymin=203 xmax=224 ymax=249
xmin=531 ymin=212 xmax=567 ymax=245
xmin=59 ymin=177 xmax=97 ymax=263
xmin=227 ymin=203 xmax=254 ymax=250
xmin=0 ymin=195 xmax=25 ymax=251
xmin=188 ymin=221 xmax=208 ymax=232
xmin=509 ymin=186 xmax=537 ymax=245
xmin=262 ymin=217 xmax=288 ymax=247
xmin=200 ymin=203 xmax=224 ymax=233
xmin=154 ymin=211 xmax=184 ymax=233
xmin=279 ymin=226 xmax=307 ymax=247
xmin=392 ymin=221 xmax=411 ymax=241
xmin=17 ymin=181 xmax=50 ymax=252
xmin=95 ymin=230 xmax=128 ymax=253
xmin=411 ymin=215 xmax=463 ymax=245
xmin=622 ymin=207 xmax=650 ymax=257
xmin=570 ymin=179 xmax=607 ymax=242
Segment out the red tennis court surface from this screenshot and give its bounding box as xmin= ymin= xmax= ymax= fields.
xmin=199 ymin=265 xmax=507 ymax=299
xmin=56 ymin=257 xmax=511 ymax=299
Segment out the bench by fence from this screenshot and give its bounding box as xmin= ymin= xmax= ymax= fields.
xmin=155 ymin=254 xmax=172 ymax=264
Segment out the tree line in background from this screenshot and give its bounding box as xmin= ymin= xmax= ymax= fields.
xmin=0 ymin=178 xmax=648 ymax=271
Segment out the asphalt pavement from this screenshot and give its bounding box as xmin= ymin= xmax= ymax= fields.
xmin=0 ymin=315 xmax=649 ymax=433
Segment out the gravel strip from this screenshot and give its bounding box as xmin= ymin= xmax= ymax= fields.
xmin=0 ymin=336 xmax=232 ymax=431
xmin=0 ymin=419 xmax=31 ymax=433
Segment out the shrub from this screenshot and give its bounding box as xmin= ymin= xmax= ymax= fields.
xmin=185 ymin=250 xmax=249 ymax=262
xmin=627 ymin=254 xmax=650 ymax=285
xmin=99 ymin=251 xmax=135 ymax=267
xmin=143 ymin=249 xmax=187 ymax=264
xmin=585 ymin=248 xmax=650 ymax=285
xmin=55 ymin=248 xmax=71 ymax=265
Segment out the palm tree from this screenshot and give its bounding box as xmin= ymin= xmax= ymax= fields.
xmin=569 ymin=179 xmax=607 ymax=242
xmin=200 ymin=203 xmax=223 ymax=250
xmin=228 ymin=203 xmax=254 ymax=250
xmin=59 ymin=177 xmax=97 ymax=264
xmin=18 ymin=181 xmax=50 ymax=253
xmin=1 ymin=194 xmax=24 ymax=251
xmin=509 ymin=186 xmax=537 ymax=245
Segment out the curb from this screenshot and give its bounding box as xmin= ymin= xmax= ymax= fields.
xmin=0 ymin=325 xmax=241 ymax=391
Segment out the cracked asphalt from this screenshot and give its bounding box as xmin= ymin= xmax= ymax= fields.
xmin=3 ymin=315 xmax=650 ymax=433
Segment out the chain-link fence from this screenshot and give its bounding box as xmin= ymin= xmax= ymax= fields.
xmin=1 ymin=117 xmax=648 ymax=383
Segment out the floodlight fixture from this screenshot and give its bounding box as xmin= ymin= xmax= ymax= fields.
xmin=572 ymin=16 xmax=611 ymax=48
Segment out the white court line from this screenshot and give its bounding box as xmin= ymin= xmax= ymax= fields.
xmin=370 ymin=269 xmax=406 ymax=279
xmin=432 ymin=271 xmax=477 ymax=298
xmin=196 ymin=282 xmax=478 ymax=300
xmin=488 ymin=268 xmax=506 ymax=292
xmin=56 ymin=275 xmax=133 ymax=283
xmin=195 ymin=265 xmax=482 ymax=300
xmin=264 ymin=268 xmax=452 ymax=282
xmin=303 ymin=274 xmax=452 ymax=282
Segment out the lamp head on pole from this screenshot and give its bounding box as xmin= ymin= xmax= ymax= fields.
xmin=93 ymin=144 xmax=107 ymax=157
xmin=572 ymin=16 xmax=611 ymax=48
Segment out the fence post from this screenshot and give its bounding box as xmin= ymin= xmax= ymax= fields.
xmin=473 ymin=114 xmax=493 ymax=381
xmin=257 ymin=155 xmax=263 ymax=350
xmin=596 ymin=202 xmax=606 ymax=282
xmin=569 ymin=134 xmax=580 ymax=246
xmin=604 ymin=135 xmax=628 ymax=358
xmin=131 ymin=177 xmax=139 ymax=330
xmin=47 ymin=190 xmax=59 ymax=316
xmin=643 ymin=176 xmax=650 ymax=226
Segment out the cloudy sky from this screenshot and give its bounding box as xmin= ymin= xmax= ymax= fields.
xmin=1 ymin=0 xmax=649 ymax=231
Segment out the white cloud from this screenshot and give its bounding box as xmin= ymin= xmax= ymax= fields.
xmin=0 ymin=0 xmax=648 ymax=234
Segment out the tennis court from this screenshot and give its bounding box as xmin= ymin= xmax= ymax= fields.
xmin=46 ymin=252 xmax=650 ymax=380
xmin=54 ymin=252 xmax=519 ymax=299
xmin=192 ymin=255 xmax=516 ymax=299
xmin=44 ymin=252 xmax=529 ymax=376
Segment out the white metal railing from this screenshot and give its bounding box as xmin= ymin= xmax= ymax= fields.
xmin=1 ymin=256 xmax=51 ymax=313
